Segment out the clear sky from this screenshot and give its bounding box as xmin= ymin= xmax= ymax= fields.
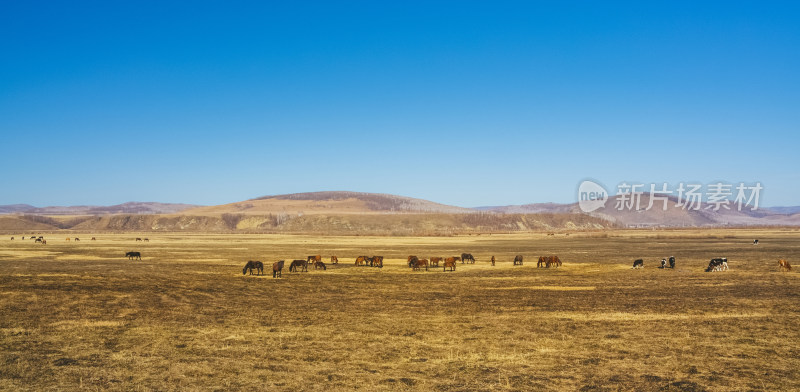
xmin=1 ymin=1 xmax=798 ymax=207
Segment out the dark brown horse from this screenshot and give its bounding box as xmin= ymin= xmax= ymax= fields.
xmin=412 ymin=258 xmax=428 ymax=271
xmin=461 ymin=253 xmax=475 ymax=264
xmin=273 ymin=260 xmax=285 ymax=278
xmin=314 ymin=260 xmax=327 ymax=270
xmin=289 ymin=259 xmax=308 ymax=272
xmin=126 ymin=251 xmax=141 ymax=260
xmin=91 ymin=237 xmax=96 ymax=241
xmin=491 ymin=256 xmax=495 ymax=266
xmin=371 ymin=256 xmax=384 ymax=268
xmin=513 ymin=255 xmax=523 ymax=265
xmin=243 ymin=260 xmax=264 ymax=275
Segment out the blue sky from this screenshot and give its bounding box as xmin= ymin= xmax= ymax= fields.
xmin=1 ymin=1 xmax=798 ymax=207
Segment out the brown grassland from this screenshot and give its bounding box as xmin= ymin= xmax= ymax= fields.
xmin=0 ymin=228 xmax=798 ymax=391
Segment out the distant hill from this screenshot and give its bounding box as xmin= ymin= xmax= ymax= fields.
xmin=3 ymin=202 xmax=199 ymax=215
xmin=181 ymin=191 xmax=475 ymax=216
xmin=0 ymin=204 xmax=36 ymax=214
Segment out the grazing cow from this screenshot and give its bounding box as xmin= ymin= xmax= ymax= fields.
xmin=307 ymin=255 xmax=322 ymax=264
xmin=126 ymin=251 xmax=142 ymax=260
xmin=407 ymin=255 xmax=418 ymax=268
xmin=242 ymin=260 xmax=264 ymax=276
xmin=74 ymin=238 xmax=80 ymax=242
xmin=314 ymin=260 xmax=327 ymax=270
xmin=513 ymin=255 xmax=523 ymax=266
xmin=273 ymin=260 xmax=285 ymax=278
xmin=91 ymin=237 xmax=96 ymax=241
xmin=669 ymin=256 xmax=676 ymax=269
xmin=330 ymin=256 xmax=338 ymax=265
xmin=779 ymin=259 xmax=792 ymax=272
xmin=632 ymin=259 xmax=644 ymax=269
xmin=443 ymin=258 xmax=456 ymax=272
xmin=753 ymin=239 xmax=759 ymax=245
xmin=461 ymin=253 xmax=475 ymax=264
xmin=660 ymin=258 xmax=667 ymax=269
xmin=135 ymin=238 xmax=142 ymax=242
xmin=411 ymin=258 xmax=428 ymax=271
xmin=429 ymin=257 xmax=442 ymax=267
xmin=143 ymin=238 xmax=149 ymax=242
xmin=355 ymin=256 xmax=370 ymax=266
xmin=289 ymin=259 xmax=308 ymax=272
xmin=491 ymin=255 xmax=495 ymax=266
xmin=705 ymin=258 xmax=728 ymax=272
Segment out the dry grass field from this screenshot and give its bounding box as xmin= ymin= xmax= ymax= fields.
xmin=1 ymin=229 xmax=798 ymax=391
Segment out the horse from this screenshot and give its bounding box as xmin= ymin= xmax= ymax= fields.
xmin=371 ymin=256 xmax=384 ymax=268
xmin=551 ymin=256 xmax=562 ymax=267
xmin=490 ymin=256 xmax=495 ymax=266
xmin=35 ymin=238 xmax=43 ymax=243
xmin=126 ymin=251 xmax=142 ymax=260
xmin=407 ymin=255 xmax=418 ymax=268
xmin=41 ymin=240 xmax=46 ymax=245
xmin=330 ymin=256 xmax=338 ymax=265
xmin=289 ymin=259 xmax=308 ymax=272
xmin=66 ymin=237 xmax=70 ymax=241
xmin=779 ymin=259 xmax=792 ymax=272
xmin=135 ymin=238 xmax=142 ymax=242
xmin=513 ymin=255 xmax=523 ymax=266
xmin=412 ymin=258 xmax=428 ymax=271
xmin=632 ymin=259 xmax=644 ymax=269
xmin=461 ymin=253 xmax=475 ymax=264
xmin=355 ymin=256 xmax=370 ymax=266
xmin=273 ymin=260 xmax=285 ymax=278
xmin=91 ymin=237 xmax=96 ymax=241
xmin=307 ymin=255 xmax=321 ymax=264
xmin=314 ymin=260 xmax=327 ymax=270
xmin=537 ymin=256 xmax=547 ymax=268
xmin=9 ymin=237 xmax=13 ymax=241
xmin=74 ymin=238 xmax=80 ymax=242
xmin=443 ymin=258 xmax=456 ymax=272
xmin=242 ymin=260 xmax=264 ymax=276
xmin=429 ymin=257 xmax=442 ymax=267
xmin=143 ymin=238 xmax=149 ymax=242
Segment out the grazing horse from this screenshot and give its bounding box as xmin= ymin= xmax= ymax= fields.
xmin=74 ymin=238 xmax=80 ymax=242
xmin=551 ymin=256 xmax=562 ymax=267
xmin=371 ymin=256 xmax=384 ymax=268
xmin=632 ymin=259 xmax=644 ymax=269
xmin=35 ymin=238 xmax=43 ymax=243
xmin=513 ymin=255 xmax=523 ymax=266
xmin=307 ymin=255 xmax=322 ymax=264
xmin=91 ymin=237 xmax=96 ymax=241
xmin=407 ymin=255 xmax=418 ymax=268
xmin=491 ymin=256 xmax=495 ymax=266
xmin=289 ymin=259 xmax=308 ymax=272
xmin=9 ymin=237 xmax=13 ymax=240
xmin=411 ymin=258 xmax=428 ymax=271
xmin=355 ymin=256 xmax=370 ymax=266
xmin=779 ymin=259 xmax=792 ymax=272
xmin=314 ymin=260 xmax=327 ymax=270
xmin=242 ymin=260 xmax=264 ymax=276
xmin=41 ymin=240 xmax=46 ymax=245
xmin=429 ymin=257 xmax=442 ymax=267
xmin=330 ymin=256 xmax=338 ymax=265
xmin=135 ymin=238 xmax=142 ymax=242
xmin=537 ymin=256 xmax=547 ymax=268
xmin=66 ymin=237 xmax=70 ymax=241
xmin=143 ymin=238 xmax=149 ymax=242
xmin=444 ymin=256 xmax=460 ymax=267
xmin=443 ymin=258 xmax=456 ymax=271
xmin=461 ymin=253 xmax=475 ymax=264
xmin=273 ymin=260 xmax=285 ymax=278
xmin=126 ymin=251 xmax=142 ymax=260
xmin=669 ymin=256 xmax=676 ymax=269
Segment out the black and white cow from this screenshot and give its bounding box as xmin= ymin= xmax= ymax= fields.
xmin=632 ymin=259 xmax=644 ymax=269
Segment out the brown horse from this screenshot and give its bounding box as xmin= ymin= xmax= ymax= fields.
xmin=537 ymin=256 xmax=547 ymax=268
xmin=491 ymin=256 xmax=495 ymax=266
xmin=41 ymin=240 xmax=46 ymax=245
xmin=243 ymin=260 xmax=264 ymax=275
xmin=445 ymin=256 xmax=461 ymax=266
xmin=314 ymin=260 xmax=327 ymax=270
xmin=411 ymin=258 xmax=428 ymax=271
xmin=371 ymin=256 xmax=384 ymax=268
xmin=355 ymin=256 xmax=370 ymax=266
xmin=407 ymin=255 xmax=418 ymax=267
xmin=307 ymin=255 xmax=322 ymax=264
xmin=429 ymin=257 xmax=442 ymax=267
xmin=74 ymin=238 xmax=80 ymax=242
xmin=66 ymin=237 xmax=70 ymax=241
xmin=443 ymin=258 xmax=456 ymax=272
xmin=135 ymin=238 xmax=142 ymax=242
xmin=513 ymin=255 xmax=524 ymax=265
xmin=289 ymin=259 xmax=308 ymax=272
xmin=91 ymin=237 xmax=96 ymax=241
xmin=330 ymin=256 xmax=338 ymax=264
xmin=551 ymin=256 xmax=562 ymax=267
xmin=779 ymin=259 xmax=792 ymax=272
xmin=273 ymin=260 xmax=285 ymax=278
xmin=143 ymin=238 xmax=149 ymax=242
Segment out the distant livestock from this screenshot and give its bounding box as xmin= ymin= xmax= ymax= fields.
xmin=443 ymin=258 xmax=457 ymax=272
xmin=144 ymin=238 xmax=149 ymax=242
xmin=669 ymin=256 xmax=676 ymax=269
xmin=9 ymin=237 xmax=13 ymax=240
xmin=753 ymin=239 xmax=759 ymax=245
xmin=330 ymin=256 xmax=338 ymax=265
xmin=779 ymin=259 xmax=791 ymax=272
xmin=307 ymin=255 xmax=321 ymax=264
xmin=491 ymin=256 xmax=495 ymax=266
xmin=273 ymin=260 xmax=285 ymax=278
xmin=412 ymin=258 xmax=428 ymax=271
xmin=243 ymin=260 xmax=264 ymax=276
xmin=429 ymin=257 xmax=442 ymax=267
xmin=74 ymin=238 xmax=80 ymax=242
xmin=632 ymin=259 xmax=644 ymax=269
xmin=289 ymin=259 xmax=308 ymax=272
xmin=126 ymin=251 xmax=142 ymax=260
xmin=705 ymin=258 xmax=728 ymax=272
xmin=461 ymin=253 xmax=475 ymax=264
xmin=407 ymin=256 xmax=418 ymax=268
xmin=355 ymin=256 xmax=370 ymax=266
xmin=136 ymin=238 xmax=142 ymax=242
xmin=91 ymin=237 xmax=96 ymax=241
xmin=371 ymin=256 xmax=384 ymax=268
xmin=513 ymin=255 xmax=523 ymax=266
xmin=314 ymin=260 xmax=327 ymax=270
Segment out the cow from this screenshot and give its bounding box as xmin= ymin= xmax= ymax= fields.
xmin=242 ymin=260 xmax=264 ymax=276
xmin=443 ymin=258 xmax=456 ymax=272
xmin=669 ymin=256 xmax=676 ymax=269
xmin=490 ymin=255 xmax=495 ymax=266
xmin=313 ymin=260 xmax=327 ymax=270
xmin=289 ymin=259 xmax=308 ymax=272
xmin=779 ymin=259 xmax=792 ymax=272
xmin=660 ymin=258 xmax=667 ymax=269
xmin=412 ymin=258 xmax=429 ymax=271
xmin=429 ymin=257 xmax=442 ymax=267
xmin=330 ymin=256 xmax=339 ymax=265
xmin=753 ymin=239 xmax=759 ymax=245
xmin=705 ymin=258 xmax=728 ymax=272
xmin=273 ymin=260 xmax=285 ymax=278
xmin=307 ymin=255 xmax=322 ymax=264
xmin=371 ymin=256 xmax=384 ymax=268
xmin=632 ymin=259 xmax=644 ymax=269
xmin=461 ymin=253 xmax=475 ymax=264
xmin=126 ymin=251 xmax=142 ymax=260
xmin=513 ymin=255 xmax=523 ymax=266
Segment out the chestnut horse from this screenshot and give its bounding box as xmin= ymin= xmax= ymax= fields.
xmin=779 ymin=259 xmax=792 ymax=272
xmin=330 ymin=256 xmax=338 ymax=265
xmin=443 ymin=258 xmax=456 ymax=272
xmin=273 ymin=260 xmax=285 ymax=278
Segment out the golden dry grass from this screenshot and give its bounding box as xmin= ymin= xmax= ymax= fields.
xmin=0 ymin=228 xmax=799 ymax=391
